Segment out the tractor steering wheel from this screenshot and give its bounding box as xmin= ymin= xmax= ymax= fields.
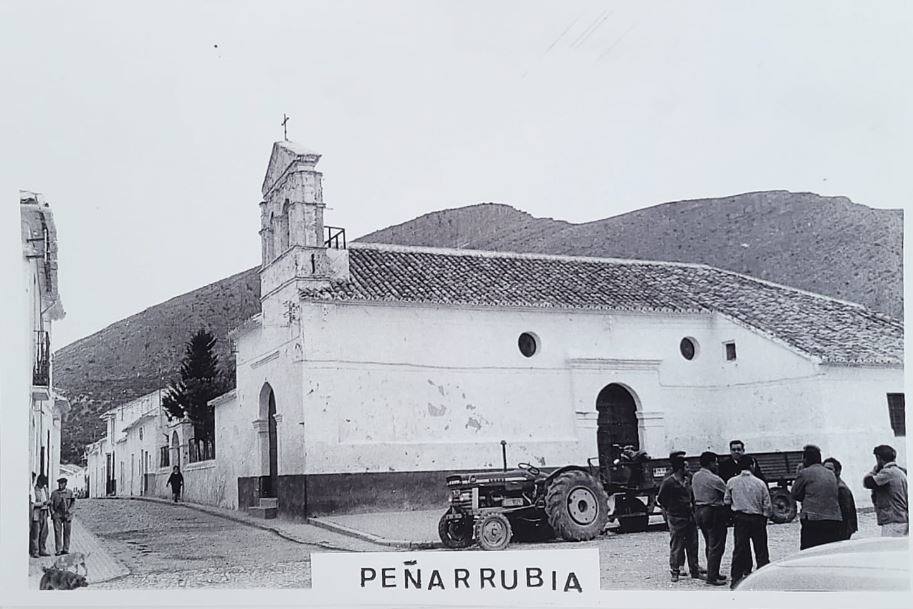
xmin=518 ymin=462 xmax=541 ymax=476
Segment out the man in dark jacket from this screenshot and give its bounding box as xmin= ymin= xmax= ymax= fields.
xmin=49 ymin=477 xmax=75 ymax=555
xmin=166 ymin=466 xmax=184 ymax=502
xmin=824 ymin=457 xmax=857 ymax=540
xmin=791 ymin=445 xmax=842 ymax=549
xmin=657 ymin=452 xmax=704 ymax=582
xmin=718 ymin=440 xmax=766 ymax=482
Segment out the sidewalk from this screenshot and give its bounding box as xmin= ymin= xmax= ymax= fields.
xmin=28 ymin=517 xmax=130 ymax=589
xmin=123 ymin=495 xmax=407 ymax=552
xmin=309 ymin=509 xmax=443 ymax=549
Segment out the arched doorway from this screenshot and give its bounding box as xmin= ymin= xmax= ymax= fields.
xmin=258 ymin=383 xmax=279 ymax=498
xmin=596 ymin=384 xmax=639 ymax=468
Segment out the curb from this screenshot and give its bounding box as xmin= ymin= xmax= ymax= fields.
xmin=306 ymin=516 xmax=442 ymax=551
xmin=119 ymin=495 xmax=352 ymax=551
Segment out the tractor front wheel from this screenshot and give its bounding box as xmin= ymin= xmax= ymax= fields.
xmin=438 ymin=509 xmax=474 ymax=549
xmin=475 ymin=513 xmax=513 ymax=551
xmin=545 ymin=470 xmax=610 ymax=541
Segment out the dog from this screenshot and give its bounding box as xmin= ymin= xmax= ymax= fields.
xmin=39 ymin=566 xmax=88 ymax=590
xmin=52 ymin=551 xmax=89 ymax=576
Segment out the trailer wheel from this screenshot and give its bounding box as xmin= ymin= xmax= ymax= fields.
xmin=769 ymin=487 xmax=797 ymax=524
xmin=615 ymin=496 xmax=650 ymax=533
xmin=545 ymin=470 xmax=610 ymax=541
xmin=475 ymin=513 xmax=512 ymax=551
xmin=438 ymin=509 xmax=474 ymax=549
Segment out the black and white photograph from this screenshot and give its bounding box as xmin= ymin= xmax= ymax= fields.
xmin=1 ymin=0 xmax=910 ymax=605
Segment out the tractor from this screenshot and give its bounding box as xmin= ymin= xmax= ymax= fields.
xmin=438 ymin=463 xmax=609 ymax=551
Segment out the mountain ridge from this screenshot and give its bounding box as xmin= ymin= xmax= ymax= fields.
xmin=54 ymin=190 xmax=902 ymax=463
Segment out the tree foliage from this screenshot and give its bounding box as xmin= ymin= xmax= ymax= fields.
xmin=161 ymin=328 xmax=232 ymax=441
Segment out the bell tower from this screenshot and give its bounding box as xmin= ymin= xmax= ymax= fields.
xmin=259 ymin=141 xmax=349 ymax=313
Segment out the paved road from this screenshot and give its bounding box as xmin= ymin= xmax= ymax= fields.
xmin=76 ymin=498 xmax=319 ymax=588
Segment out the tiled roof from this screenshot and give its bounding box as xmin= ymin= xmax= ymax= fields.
xmin=301 ymin=244 xmax=903 ymax=366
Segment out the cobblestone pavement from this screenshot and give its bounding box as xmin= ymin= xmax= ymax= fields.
xmin=76 ymin=497 xmax=882 ymax=591
xmin=75 ymin=498 xmax=328 ymax=588
xmin=519 ymin=511 xmax=882 ymax=590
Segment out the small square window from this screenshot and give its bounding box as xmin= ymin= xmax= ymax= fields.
xmin=724 ymin=342 xmax=737 ymax=361
xmin=887 ymin=393 xmax=905 ymax=437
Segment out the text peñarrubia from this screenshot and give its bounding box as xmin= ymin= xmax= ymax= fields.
xmin=359 ymin=566 xmax=583 ymax=592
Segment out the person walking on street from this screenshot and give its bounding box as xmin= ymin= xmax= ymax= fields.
xmin=724 ymin=459 xmax=771 ymax=589
xmin=167 ymin=466 xmax=184 ymax=502
xmin=863 ymin=445 xmax=908 ymax=537
xmin=33 ymin=474 xmax=51 ymax=557
xmin=657 ymin=452 xmax=705 ymax=582
xmin=719 ymin=440 xmax=766 ymax=482
xmin=49 ymin=477 xmax=75 ymax=555
xmin=29 ymin=473 xmax=38 ymax=557
xmin=791 ymin=445 xmax=842 ymax=550
xmin=692 ymin=451 xmax=729 ymax=586
xmin=824 ymin=457 xmax=858 ymax=540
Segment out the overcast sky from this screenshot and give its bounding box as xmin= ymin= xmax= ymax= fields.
xmin=2 ymin=1 xmax=911 ymax=349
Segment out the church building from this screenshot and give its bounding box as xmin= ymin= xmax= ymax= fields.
xmin=198 ymin=141 xmax=904 ymax=519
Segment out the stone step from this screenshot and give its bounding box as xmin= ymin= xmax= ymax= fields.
xmin=248 ymin=505 xmax=278 ymax=519
xmin=259 ymin=497 xmax=279 ymax=509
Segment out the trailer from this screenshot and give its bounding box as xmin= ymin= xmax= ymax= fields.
xmin=588 ymin=448 xmax=803 ymax=533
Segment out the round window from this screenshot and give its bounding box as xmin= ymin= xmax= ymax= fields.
xmin=680 ymin=337 xmax=697 ymax=360
xmin=518 ymin=332 xmax=538 ymax=358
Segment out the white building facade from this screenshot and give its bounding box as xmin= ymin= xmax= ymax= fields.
xmin=21 ymin=192 xmax=69 ymax=487
xmin=198 ymin=142 xmax=905 ymax=519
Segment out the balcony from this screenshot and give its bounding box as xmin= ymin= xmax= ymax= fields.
xmin=32 ymin=330 xmax=50 ymax=399
xmin=324 ymin=225 xmax=346 ymax=250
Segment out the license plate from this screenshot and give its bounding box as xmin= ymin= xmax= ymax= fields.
xmin=653 ymin=467 xmax=669 ymax=477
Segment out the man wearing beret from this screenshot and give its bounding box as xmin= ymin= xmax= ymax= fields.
xmin=49 ymin=477 xmax=75 ymax=555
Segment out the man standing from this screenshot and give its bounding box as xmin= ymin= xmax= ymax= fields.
xmin=167 ymin=466 xmax=184 ymax=502
xmin=33 ymin=474 xmax=51 ymax=557
xmin=657 ymin=452 xmax=704 ymax=582
xmin=863 ymin=445 xmax=908 ymax=537
xmin=49 ymin=477 xmax=75 ymax=555
xmin=791 ymin=445 xmax=842 ymax=549
xmin=824 ymin=457 xmax=858 ymax=540
xmin=29 ymin=473 xmax=38 ymax=558
xmin=692 ymin=451 xmax=728 ymax=586
xmin=724 ymin=459 xmax=771 ymax=589
xmin=719 ymin=440 xmax=766 ymax=482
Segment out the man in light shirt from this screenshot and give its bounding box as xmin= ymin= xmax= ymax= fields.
xmin=724 ymin=458 xmax=771 ymax=589
xmin=692 ymin=451 xmax=728 ymax=586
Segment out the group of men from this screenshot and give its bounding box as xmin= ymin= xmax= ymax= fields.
xmin=657 ymin=440 xmax=908 ymax=589
xmin=28 ymin=473 xmax=76 ymax=558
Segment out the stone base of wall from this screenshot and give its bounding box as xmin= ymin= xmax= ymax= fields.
xmin=238 ymin=467 xmax=543 ymax=519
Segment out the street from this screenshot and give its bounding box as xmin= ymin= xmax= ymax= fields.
xmin=76 ymin=498 xmax=321 ymax=588
xmin=75 ymin=497 xmax=882 ymax=590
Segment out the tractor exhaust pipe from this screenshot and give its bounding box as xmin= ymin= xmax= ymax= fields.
xmin=501 ymin=439 xmax=507 ymax=471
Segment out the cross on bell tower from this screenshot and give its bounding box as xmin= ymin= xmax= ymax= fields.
xmin=281 ymin=114 xmax=290 ymax=141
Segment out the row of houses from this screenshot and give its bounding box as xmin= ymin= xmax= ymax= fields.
xmin=85 ymin=389 xmax=215 ymax=502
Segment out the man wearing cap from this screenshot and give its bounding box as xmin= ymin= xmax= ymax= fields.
xmin=49 ymin=477 xmax=76 ymax=555
xmin=657 ymin=451 xmax=705 ymax=582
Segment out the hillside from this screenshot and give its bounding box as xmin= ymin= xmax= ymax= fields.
xmin=55 ymin=190 xmax=903 ymax=463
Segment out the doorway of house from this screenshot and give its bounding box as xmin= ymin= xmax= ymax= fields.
xmin=596 ymin=383 xmax=639 ymax=468
xmin=266 ymin=390 xmax=278 ymax=498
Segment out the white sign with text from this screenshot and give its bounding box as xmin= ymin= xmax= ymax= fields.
xmin=312 ymin=548 xmax=600 ymax=604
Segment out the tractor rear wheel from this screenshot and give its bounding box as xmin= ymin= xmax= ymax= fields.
xmin=545 ymin=470 xmax=609 ymax=541
xmin=438 ymin=509 xmax=474 ymax=549
xmin=475 ymin=513 xmax=512 ymax=551
xmin=615 ymin=496 xmax=650 ymax=533
xmin=769 ymin=487 xmax=797 ymax=524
